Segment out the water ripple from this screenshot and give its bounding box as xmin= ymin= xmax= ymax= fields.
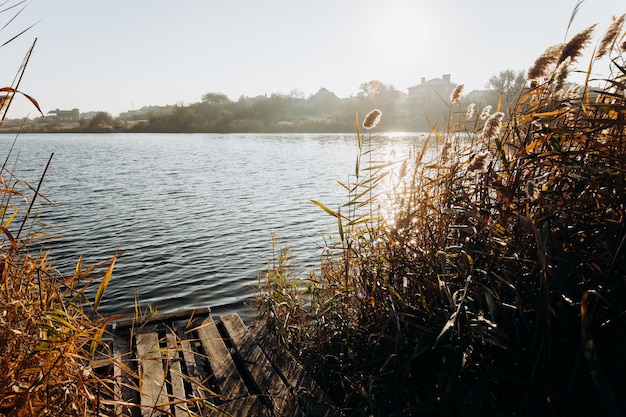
xmin=0 ymin=132 xmax=418 ymax=320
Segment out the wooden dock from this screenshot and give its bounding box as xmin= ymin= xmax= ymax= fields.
xmin=105 ymin=308 xmax=337 ymax=417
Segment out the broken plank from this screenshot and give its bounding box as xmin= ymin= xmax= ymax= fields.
xmin=195 ymin=315 xmax=249 ymax=401
xmin=220 ymin=313 xmax=292 ymax=416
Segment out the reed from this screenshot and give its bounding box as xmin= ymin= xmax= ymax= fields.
xmin=256 ymin=14 xmax=626 ymax=417
xmin=0 ymin=30 xmax=122 ymax=417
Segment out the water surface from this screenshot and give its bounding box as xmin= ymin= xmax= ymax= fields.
xmin=0 ymin=132 xmax=417 ymax=319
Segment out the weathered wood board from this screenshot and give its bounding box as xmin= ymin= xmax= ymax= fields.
xmin=104 ymin=308 xmax=338 ymax=417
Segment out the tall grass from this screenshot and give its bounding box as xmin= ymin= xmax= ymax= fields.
xmin=0 ymin=6 xmax=131 ymax=415
xmin=0 ymin=50 xmax=121 ymax=417
xmin=0 ymin=2 xmax=123 ymax=416
xmin=256 ymin=15 xmax=626 ymax=417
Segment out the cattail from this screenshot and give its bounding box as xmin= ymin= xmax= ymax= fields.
xmin=482 ymin=112 xmax=504 ymax=141
xmin=479 ymin=105 xmax=492 ymax=121
xmin=558 ymin=24 xmax=597 ymax=65
xmin=468 ymin=151 xmax=490 ymax=172
xmin=527 ymin=43 xmax=564 ymax=80
xmin=362 ymin=109 xmax=382 ymax=129
xmin=466 ymin=103 xmax=475 ymax=120
xmin=450 ymin=84 xmax=465 ymax=104
xmin=595 ymin=14 xmax=625 ymax=60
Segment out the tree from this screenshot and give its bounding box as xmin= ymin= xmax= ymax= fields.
xmin=201 ymin=92 xmax=231 ymax=105
xmin=486 ymin=69 xmax=527 ymax=103
xmin=83 ymin=112 xmax=122 ymax=132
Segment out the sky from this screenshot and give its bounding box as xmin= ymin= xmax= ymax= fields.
xmin=0 ymin=0 xmax=624 ymax=119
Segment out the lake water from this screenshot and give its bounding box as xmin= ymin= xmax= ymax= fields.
xmin=0 ymin=132 xmax=418 ymax=320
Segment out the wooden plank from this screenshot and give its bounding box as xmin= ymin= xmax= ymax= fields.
xmin=249 ymin=320 xmax=339 ymax=417
xmin=220 ymin=313 xmax=292 ymax=416
xmin=135 ymin=332 xmax=170 ymax=416
xmin=165 ymin=332 xmax=188 ymax=417
xmin=111 ymin=328 xmax=138 ymax=416
xmin=196 ymin=316 xmax=249 ymax=401
xmin=109 ymin=309 xmax=336 ymax=416
xmin=113 ymin=307 xmax=212 ymax=329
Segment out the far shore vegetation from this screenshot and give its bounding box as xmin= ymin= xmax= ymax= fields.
xmin=0 ymin=73 xmax=523 ymax=134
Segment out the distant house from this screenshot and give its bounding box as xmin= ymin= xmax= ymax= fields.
xmin=119 ymin=105 xmax=174 ymax=121
xmin=408 ymin=74 xmax=457 ymax=104
xmin=306 ymin=87 xmax=342 ymax=111
xmin=47 ymin=108 xmax=80 ymax=122
xmin=308 ymin=87 xmax=340 ymax=105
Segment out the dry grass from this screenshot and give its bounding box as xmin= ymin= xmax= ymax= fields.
xmin=256 ymin=16 xmax=626 ymax=417
xmin=0 ymin=4 xmax=121 ymax=415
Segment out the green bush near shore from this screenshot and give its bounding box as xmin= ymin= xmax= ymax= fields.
xmin=256 ymin=17 xmax=626 ymax=416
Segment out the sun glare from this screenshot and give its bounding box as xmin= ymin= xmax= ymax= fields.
xmin=370 ymin=133 xmax=430 ymax=228
xmin=368 ymin=4 xmax=434 ymax=63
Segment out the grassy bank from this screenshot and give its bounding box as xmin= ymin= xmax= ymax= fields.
xmin=256 ymin=15 xmax=626 ymax=416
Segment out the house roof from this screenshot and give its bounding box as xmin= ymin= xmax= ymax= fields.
xmin=408 ymin=76 xmax=456 ymax=90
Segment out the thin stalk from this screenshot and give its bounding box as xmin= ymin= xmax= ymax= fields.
xmin=16 ymin=152 xmax=53 ymax=242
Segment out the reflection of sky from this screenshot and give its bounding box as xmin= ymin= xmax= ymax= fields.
xmin=1 ymin=0 xmax=623 ymax=119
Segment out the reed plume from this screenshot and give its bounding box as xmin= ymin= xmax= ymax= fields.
xmin=595 ymin=14 xmax=625 ymax=59
xmin=479 ymin=105 xmax=492 ymax=121
xmin=450 ymin=84 xmax=464 ymax=104
xmin=466 ymin=103 xmax=475 ymax=120
xmin=363 ymin=108 xmax=382 ymax=129
xmin=482 ymin=112 xmax=504 ymax=141
xmin=468 ymin=151 xmax=489 ymax=172
xmin=555 ymin=57 xmax=571 ymax=92
xmin=527 ymin=43 xmax=564 ymax=80
xmin=558 ymin=24 xmax=597 ymax=65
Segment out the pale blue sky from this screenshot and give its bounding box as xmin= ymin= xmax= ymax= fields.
xmin=0 ymin=0 xmax=624 ymax=118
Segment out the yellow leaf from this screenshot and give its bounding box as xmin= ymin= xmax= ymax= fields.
xmin=94 ymin=256 xmax=116 ymax=312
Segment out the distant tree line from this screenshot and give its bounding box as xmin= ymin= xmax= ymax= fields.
xmin=127 ymin=82 xmax=417 ymax=133
xmin=127 ymin=71 xmax=520 ymax=133
xmin=6 ymin=71 xmax=524 ymax=134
